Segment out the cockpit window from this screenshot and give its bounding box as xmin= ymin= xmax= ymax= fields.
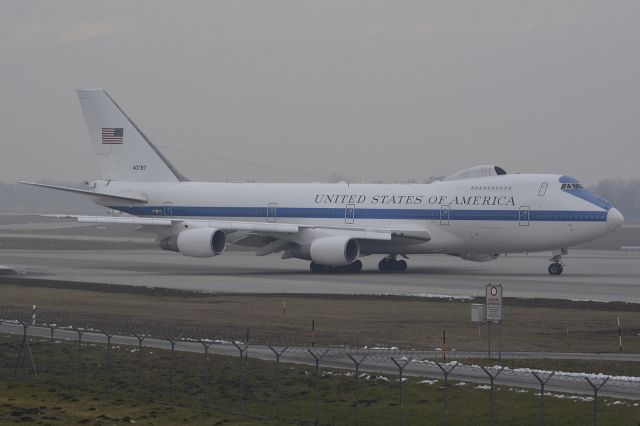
xmin=561 ymin=183 xmax=584 ymax=190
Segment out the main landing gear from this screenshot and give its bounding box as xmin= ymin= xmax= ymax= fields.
xmin=548 ymin=250 xmax=567 ymax=275
xmin=378 ymin=255 xmax=408 ymax=272
xmin=310 ymin=260 xmax=363 ymax=273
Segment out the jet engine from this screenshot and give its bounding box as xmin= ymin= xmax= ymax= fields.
xmin=159 ymin=228 xmax=226 ymax=258
xmin=455 ymin=253 xmax=501 ymax=262
xmin=289 ymin=236 xmax=360 ymax=266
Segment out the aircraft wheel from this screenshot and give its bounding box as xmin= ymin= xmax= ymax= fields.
xmin=351 ymin=260 xmax=363 ymax=272
xmin=310 ymin=262 xmax=323 ymax=273
xmin=398 ymin=259 xmax=408 ymax=271
xmin=378 ymin=259 xmax=387 ymax=272
xmin=379 ymin=258 xmax=407 ymax=272
xmin=548 ymin=263 xmax=563 ymax=275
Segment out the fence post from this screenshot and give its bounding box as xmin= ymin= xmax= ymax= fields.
xmin=268 ymin=346 xmax=288 ymax=419
xmin=199 ymin=339 xmax=213 ymax=408
xmin=232 ymin=341 xmax=251 ymax=413
xmin=391 ymin=356 xmax=411 ymax=426
xmin=43 ymin=322 xmax=57 ymax=375
xmin=71 ymin=326 xmax=85 ymax=386
xmin=435 ymin=361 xmax=458 ymax=426
xmin=585 ymin=377 xmax=609 ymax=426
xmin=347 ymin=353 xmax=368 ymax=426
xmin=100 ymin=329 xmax=117 ymax=390
xmin=487 ymin=322 xmax=491 ymax=359
xmin=308 ymin=348 xmax=329 ymax=426
xmin=14 ymin=319 xmax=37 ymax=378
xmin=531 ymin=371 xmax=554 ymax=426
xmin=480 ymin=365 xmax=504 ymax=426
xmin=163 ymin=334 xmax=181 ymax=403
xmin=131 ymin=331 xmax=146 ymax=396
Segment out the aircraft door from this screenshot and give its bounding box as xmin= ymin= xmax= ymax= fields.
xmin=163 ymin=202 xmax=173 ymax=217
xmin=345 ymin=204 xmax=355 ymax=224
xmin=538 ymin=182 xmax=548 ymax=196
xmin=440 ymin=205 xmax=450 ymax=225
xmin=267 ymin=203 xmax=277 ymax=223
xmin=519 ymin=206 xmax=530 ymax=226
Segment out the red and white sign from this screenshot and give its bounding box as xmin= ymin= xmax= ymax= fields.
xmin=486 ymin=284 xmax=503 ymax=322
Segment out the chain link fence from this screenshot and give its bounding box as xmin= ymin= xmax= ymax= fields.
xmin=1 ymin=307 xmax=639 ymax=425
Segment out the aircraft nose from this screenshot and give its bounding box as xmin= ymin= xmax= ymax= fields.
xmin=606 ymin=207 xmax=624 ymax=231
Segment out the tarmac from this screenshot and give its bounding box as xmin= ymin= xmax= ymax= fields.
xmin=1 ymin=215 xmax=639 ymax=302
xmin=2 ymin=248 xmax=639 ymax=302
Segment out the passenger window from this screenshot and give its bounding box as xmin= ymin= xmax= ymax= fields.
xmin=538 ymin=182 xmax=548 ymax=196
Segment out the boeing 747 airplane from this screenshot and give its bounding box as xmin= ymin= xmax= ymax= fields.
xmin=20 ymin=89 xmax=624 ymax=275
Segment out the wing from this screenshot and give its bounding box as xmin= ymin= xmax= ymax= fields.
xmin=42 ymin=214 xmax=430 ymax=255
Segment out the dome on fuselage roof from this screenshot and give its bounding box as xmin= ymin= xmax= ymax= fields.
xmin=443 ymin=165 xmax=508 ymax=182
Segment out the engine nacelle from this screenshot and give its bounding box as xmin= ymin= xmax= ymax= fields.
xmin=456 ymin=253 xmax=501 ymax=262
xmin=159 ymin=228 xmax=226 ymax=258
xmin=289 ymin=236 xmax=360 ymax=266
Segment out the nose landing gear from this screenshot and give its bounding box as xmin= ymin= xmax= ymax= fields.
xmin=378 ymin=255 xmax=408 ymax=272
xmin=548 ymin=251 xmax=566 ymax=275
xmin=548 ymin=262 xmax=563 ymax=275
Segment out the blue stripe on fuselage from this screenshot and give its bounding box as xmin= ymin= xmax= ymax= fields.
xmin=559 ymin=176 xmax=612 ymax=211
xmin=110 ymin=206 xmax=608 ymax=222
xmin=563 ymin=189 xmax=612 ymax=211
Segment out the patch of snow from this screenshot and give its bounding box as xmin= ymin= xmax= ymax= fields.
xmin=475 ymin=385 xmax=491 ymax=390
xmin=536 ymin=393 xmax=594 ymax=402
xmin=408 ymin=293 xmax=474 ymax=301
xmin=441 ymin=361 xmax=640 ymax=385
xmin=419 ymin=379 xmax=438 ymax=385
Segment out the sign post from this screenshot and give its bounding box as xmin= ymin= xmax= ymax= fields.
xmin=485 ymin=284 xmax=503 ymax=359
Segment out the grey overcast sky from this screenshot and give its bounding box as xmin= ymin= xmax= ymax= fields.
xmin=1 ymin=1 xmax=639 ymax=185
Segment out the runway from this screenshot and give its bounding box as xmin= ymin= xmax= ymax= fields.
xmin=2 ymin=248 xmax=640 ymax=302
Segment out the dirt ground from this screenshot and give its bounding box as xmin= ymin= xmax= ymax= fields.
xmin=1 ymin=277 xmax=639 ymax=353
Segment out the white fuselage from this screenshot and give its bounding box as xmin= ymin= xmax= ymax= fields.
xmin=94 ymin=173 xmax=619 ymax=256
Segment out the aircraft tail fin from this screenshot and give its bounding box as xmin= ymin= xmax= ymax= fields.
xmin=77 ymin=89 xmax=188 ymax=182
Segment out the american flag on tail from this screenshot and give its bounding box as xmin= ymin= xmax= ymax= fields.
xmin=102 ymin=128 xmax=124 ymax=144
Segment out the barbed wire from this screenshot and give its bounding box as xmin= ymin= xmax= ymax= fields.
xmin=1 ymin=311 xmax=639 ymax=391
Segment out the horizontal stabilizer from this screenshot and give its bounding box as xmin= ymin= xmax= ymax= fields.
xmin=18 ymin=181 xmax=148 ymax=204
